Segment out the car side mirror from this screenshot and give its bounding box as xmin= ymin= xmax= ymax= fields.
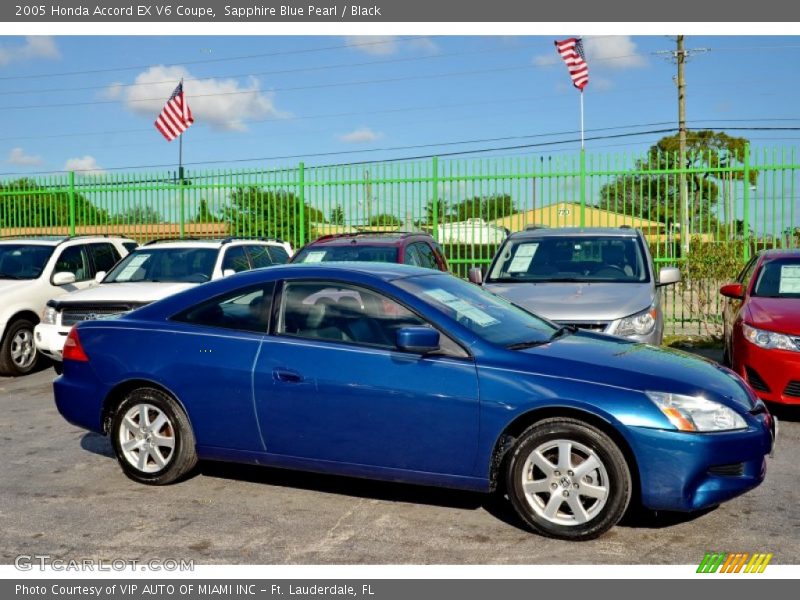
xmin=95 ymin=271 xmax=106 ymax=283
xmin=222 ymin=269 xmax=236 ymax=277
xmin=468 ymin=267 xmax=484 ymax=285
xmin=396 ymin=327 xmax=440 ymax=354
xmin=720 ymin=282 xmax=744 ymax=299
xmin=52 ymin=272 xmax=76 ymax=286
xmin=657 ymin=267 xmax=681 ymax=287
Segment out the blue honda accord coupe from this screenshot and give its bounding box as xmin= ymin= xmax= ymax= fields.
xmin=54 ymin=263 xmax=776 ymax=540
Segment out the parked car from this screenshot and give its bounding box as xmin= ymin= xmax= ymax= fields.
xmin=0 ymin=235 xmax=136 ymax=376
xmin=35 ymin=237 xmax=291 ymax=371
xmin=720 ymin=248 xmax=800 ymax=405
xmin=291 ymin=232 xmax=448 ymax=271
xmin=469 ymin=227 xmax=681 ymax=345
xmin=54 ymin=263 xmax=775 ymax=540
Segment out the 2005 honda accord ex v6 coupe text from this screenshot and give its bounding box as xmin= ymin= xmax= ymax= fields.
xmin=54 ymin=263 xmax=777 ymax=540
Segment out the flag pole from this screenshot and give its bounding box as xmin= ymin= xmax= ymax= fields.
xmin=579 ymin=88 xmax=586 ymax=227
xmin=178 ymin=77 xmax=185 ymax=239
xmin=580 ymin=89 xmax=585 ymax=150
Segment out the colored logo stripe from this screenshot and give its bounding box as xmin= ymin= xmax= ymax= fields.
xmin=697 ymin=552 xmax=772 ymax=573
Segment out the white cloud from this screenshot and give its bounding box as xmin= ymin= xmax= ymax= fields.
xmin=534 ymin=36 xmax=646 ymax=71
xmin=107 ymin=65 xmax=287 ymax=132
xmin=344 ymin=36 xmax=439 ymax=56
xmin=7 ymin=147 xmax=42 ymax=166
xmin=592 ymin=77 xmax=614 ymax=91
xmin=0 ymin=36 xmax=59 ymax=67
xmin=338 ymin=127 xmax=382 ymax=144
xmin=63 ymin=155 xmax=104 ymax=175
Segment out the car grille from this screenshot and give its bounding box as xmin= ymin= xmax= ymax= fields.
xmin=708 ymin=463 xmax=745 ymax=477
xmin=555 ymin=321 xmax=610 ymax=333
xmin=745 ymin=366 xmax=771 ymax=393
xmin=783 ymin=381 xmax=800 ymax=398
xmin=61 ymin=305 xmax=141 ymax=326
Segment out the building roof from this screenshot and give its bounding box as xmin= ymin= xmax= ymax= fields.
xmin=490 ymin=201 xmax=665 ymax=233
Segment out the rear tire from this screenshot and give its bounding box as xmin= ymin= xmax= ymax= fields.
xmin=505 ymin=418 xmax=632 ymax=541
xmin=0 ymin=318 xmax=40 ymax=376
xmin=110 ymin=387 xmax=197 ymax=485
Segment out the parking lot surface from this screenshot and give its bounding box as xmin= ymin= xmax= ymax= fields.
xmin=1 ymin=366 xmax=798 ymax=565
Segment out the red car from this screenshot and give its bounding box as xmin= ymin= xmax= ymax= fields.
xmin=291 ymin=232 xmax=449 ymax=272
xmin=720 ymin=249 xmax=800 ymax=404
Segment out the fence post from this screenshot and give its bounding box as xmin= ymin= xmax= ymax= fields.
xmin=178 ymin=166 xmax=185 ymax=240
xmin=297 ymin=161 xmax=306 ymax=248
xmin=743 ymin=144 xmax=751 ymax=261
xmin=579 ymin=149 xmax=586 ymax=227
xmin=68 ymin=170 xmax=76 ymax=237
xmin=431 ymin=156 xmax=439 ymax=241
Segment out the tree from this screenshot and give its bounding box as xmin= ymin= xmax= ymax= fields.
xmin=368 ymin=213 xmax=402 ymax=227
xmin=329 ymin=204 xmax=345 ymax=225
xmin=192 ymin=199 xmax=220 ymax=224
xmin=110 ymin=204 xmax=163 ymax=225
xmin=223 ymin=186 xmax=317 ymax=245
xmin=451 ymin=194 xmax=516 ymax=222
xmin=598 ymin=131 xmax=757 ymax=232
xmin=0 ymin=178 xmax=109 ymax=228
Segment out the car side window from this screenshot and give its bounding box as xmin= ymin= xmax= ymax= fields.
xmin=276 ymin=281 xmax=467 ymax=357
xmin=89 ymin=243 xmax=121 ymax=273
xmin=739 ymin=256 xmax=759 ymax=292
xmin=123 ymin=242 xmax=139 ymax=254
xmin=54 ymin=245 xmax=90 ymax=281
xmin=172 ymin=283 xmax=275 ymax=334
xmin=403 ymin=245 xmax=421 ymax=266
xmin=248 ymin=245 xmax=289 ymax=268
xmin=414 ymin=242 xmax=438 ymax=270
xmin=222 ymin=246 xmax=251 ymax=273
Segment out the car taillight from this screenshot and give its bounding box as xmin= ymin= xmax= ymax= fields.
xmin=63 ymin=328 xmax=89 ymax=362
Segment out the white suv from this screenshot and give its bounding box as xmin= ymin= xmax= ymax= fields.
xmin=35 ymin=237 xmax=292 ymax=370
xmin=0 ymin=236 xmax=137 ymax=376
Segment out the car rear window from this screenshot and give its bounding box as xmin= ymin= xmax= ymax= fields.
xmin=293 ymin=245 xmax=398 ymax=264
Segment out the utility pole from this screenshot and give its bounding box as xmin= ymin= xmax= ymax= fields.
xmin=677 ymin=35 xmax=689 ymax=256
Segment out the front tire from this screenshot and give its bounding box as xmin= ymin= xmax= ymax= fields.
xmin=505 ymin=418 xmax=632 ymax=541
xmin=0 ymin=318 xmax=39 ymax=376
xmin=110 ymin=387 xmax=197 ymax=485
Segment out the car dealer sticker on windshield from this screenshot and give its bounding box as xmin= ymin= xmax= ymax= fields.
xmin=116 ymin=254 xmax=150 ymax=281
xmin=423 ymin=288 xmax=500 ymax=327
xmin=507 ymin=243 xmax=539 ymax=273
xmin=303 ymin=251 xmax=327 ymax=263
xmin=779 ymin=265 xmax=800 ymax=294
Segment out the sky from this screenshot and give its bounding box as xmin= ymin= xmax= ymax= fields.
xmin=1 ymin=34 xmax=799 ymax=177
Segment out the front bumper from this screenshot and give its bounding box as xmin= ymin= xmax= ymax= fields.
xmin=629 ymin=412 xmax=773 ymax=512
xmin=34 ymin=322 xmax=70 ymax=362
xmin=736 ymin=338 xmax=800 ymax=405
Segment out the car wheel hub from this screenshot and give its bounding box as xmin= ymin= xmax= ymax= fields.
xmin=10 ymin=328 xmax=35 ymax=369
xmin=118 ymin=403 xmax=176 ymax=474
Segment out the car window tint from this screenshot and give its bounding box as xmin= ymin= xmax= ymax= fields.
xmin=249 ymin=245 xmax=289 ymax=268
xmin=123 ymin=242 xmax=139 ymax=254
xmin=172 ymin=283 xmax=275 ymax=333
xmin=403 ymin=245 xmax=421 ymax=266
xmin=739 ymin=256 xmax=759 ymax=291
xmin=55 ymin=245 xmax=90 ymax=281
xmin=414 ymin=242 xmax=438 ymax=269
xmin=89 ymin=243 xmax=121 ymax=273
xmin=278 ymin=281 xmax=460 ymax=353
xmin=222 ymin=246 xmax=250 ymax=273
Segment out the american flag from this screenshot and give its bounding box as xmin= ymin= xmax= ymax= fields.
xmin=154 ymin=82 xmax=194 ymax=142
xmin=555 ymin=37 xmax=589 ymax=91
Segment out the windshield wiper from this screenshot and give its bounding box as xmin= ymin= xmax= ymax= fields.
xmin=548 ymin=324 xmax=578 ymax=342
xmin=505 ymin=339 xmax=549 ymax=350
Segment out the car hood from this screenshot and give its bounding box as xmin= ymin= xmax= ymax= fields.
xmin=516 ymin=332 xmax=755 ymax=411
xmin=51 ymin=282 xmax=196 ymax=305
xmin=483 ymin=281 xmax=653 ymax=322
xmin=745 ymin=297 xmax=800 ymax=336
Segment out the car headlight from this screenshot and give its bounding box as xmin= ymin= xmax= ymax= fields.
xmin=41 ymin=307 xmax=58 ymax=325
xmin=616 ymin=306 xmax=657 ymax=337
xmin=646 ymin=391 xmax=747 ymax=432
xmin=743 ymin=323 xmax=797 ymax=351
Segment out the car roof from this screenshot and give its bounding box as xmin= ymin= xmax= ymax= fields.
xmin=760 ymin=248 xmax=800 ymax=260
xmin=140 ymin=238 xmax=285 ymax=249
xmin=0 ymin=235 xmax=134 ymax=247
xmin=507 ymin=227 xmax=641 ymax=240
xmin=306 ymin=232 xmax=431 ymax=247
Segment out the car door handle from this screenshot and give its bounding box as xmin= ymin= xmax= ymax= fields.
xmin=273 ymin=368 xmax=303 ymax=383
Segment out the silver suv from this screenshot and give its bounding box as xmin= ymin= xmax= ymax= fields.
xmin=470 ymin=227 xmax=681 ymax=345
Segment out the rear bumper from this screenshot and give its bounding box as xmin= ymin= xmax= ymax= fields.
xmin=736 ymin=339 xmax=800 ymax=405
xmin=53 ymin=362 xmax=107 ymax=434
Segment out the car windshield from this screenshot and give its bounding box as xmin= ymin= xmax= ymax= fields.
xmin=394 ymin=273 xmax=557 ymax=347
xmin=293 ymin=245 xmax=398 ymax=264
xmin=752 ymin=257 xmax=800 ymax=298
xmin=104 ymin=248 xmax=218 ymax=283
xmin=0 ymin=244 xmax=55 ymax=280
xmin=487 ymin=235 xmax=649 ymax=283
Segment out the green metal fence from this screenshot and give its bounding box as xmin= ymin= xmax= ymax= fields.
xmin=2 ymin=145 xmax=798 ymax=335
